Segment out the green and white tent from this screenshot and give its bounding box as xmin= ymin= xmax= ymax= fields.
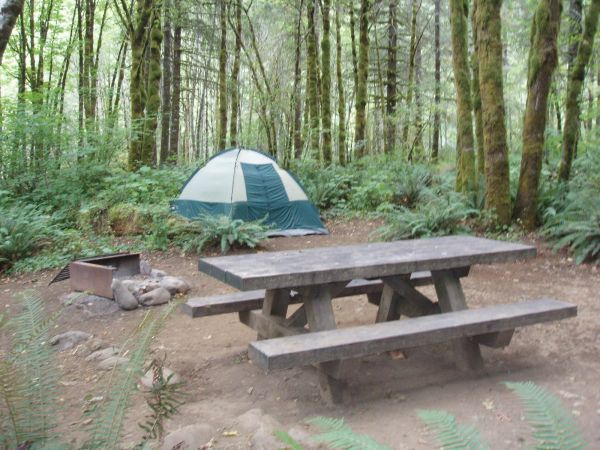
xmin=171 ymin=148 xmax=328 ymax=236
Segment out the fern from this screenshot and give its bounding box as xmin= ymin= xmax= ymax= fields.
xmin=307 ymin=416 xmax=391 ymax=450
xmin=504 ymin=381 xmax=585 ymax=450
xmin=84 ymin=301 xmax=179 ymax=449
xmin=274 ymin=430 xmax=304 ymax=450
xmin=418 ymin=410 xmax=489 ymax=450
xmin=0 ymin=291 xmax=61 ymax=448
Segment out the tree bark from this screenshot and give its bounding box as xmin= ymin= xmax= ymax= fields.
xmin=335 ymin=1 xmax=346 ymax=165
xmin=321 ymin=0 xmax=332 ymax=164
xmin=307 ymin=0 xmax=320 ymax=159
xmin=169 ymin=0 xmax=181 ymax=160
xmin=354 ymin=0 xmax=369 ymax=158
xmin=402 ymin=0 xmax=417 ymax=147
xmin=559 ymin=0 xmax=600 ymax=181
xmin=471 ymin=0 xmax=484 ymax=175
xmin=385 ymin=0 xmax=397 ymax=155
xmin=217 ymin=0 xmax=228 ymax=150
xmin=450 ymin=0 xmax=476 ymax=193
xmin=292 ymin=0 xmax=304 ymax=159
xmin=474 ymin=0 xmax=511 ymax=225
xmin=160 ymin=0 xmax=172 ymax=164
xmin=432 ymin=0 xmax=440 ymax=161
xmin=514 ymin=0 xmax=561 ymax=230
xmin=229 ymin=0 xmax=242 ymax=147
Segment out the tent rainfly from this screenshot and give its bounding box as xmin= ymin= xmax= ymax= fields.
xmin=171 ymin=148 xmax=328 ymax=236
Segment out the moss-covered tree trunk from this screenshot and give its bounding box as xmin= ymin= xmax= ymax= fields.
xmin=229 ymin=0 xmax=242 ymax=147
xmin=471 ymin=0 xmax=484 ymax=175
xmin=559 ymin=0 xmax=600 ymax=181
xmin=143 ymin=0 xmax=163 ymax=165
xmin=402 ymin=0 xmax=417 ymax=147
xmin=514 ymin=0 xmax=561 ymax=230
xmin=475 ymin=0 xmax=511 ymax=225
xmin=169 ymin=1 xmax=181 ymax=160
xmin=217 ymin=0 xmax=228 ymax=150
xmin=385 ymin=0 xmax=397 ymax=155
xmin=291 ymin=0 xmax=304 ymax=160
xmin=160 ymin=0 xmax=172 ymax=164
xmin=432 ymin=0 xmax=440 ymax=160
xmin=306 ymin=0 xmax=320 ymax=160
xmin=321 ymin=0 xmax=332 ymax=164
xmin=450 ymin=0 xmax=476 ymax=193
xmin=335 ymin=2 xmax=346 ymax=165
xmin=354 ymin=0 xmax=369 ymax=158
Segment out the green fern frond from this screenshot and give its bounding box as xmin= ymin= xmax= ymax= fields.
xmin=0 ymin=290 xmax=61 ymax=448
xmin=418 ymin=410 xmax=489 ymax=450
xmin=84 ymin=301 xmax=180 ymax=449
xmin=504 ymin=381 xmax=585 ymax=450
xmin=307 ymin=416 xmax=391 ymax=450
xmin=274 ymin=430 xmax=304 ymax=450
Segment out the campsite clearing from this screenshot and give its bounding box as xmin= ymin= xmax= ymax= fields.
xmin=1 ymin=218 xmax=599 ymax=449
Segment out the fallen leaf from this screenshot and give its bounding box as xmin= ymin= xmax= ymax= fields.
xmin=482 ymin=399 xmax=494 ymax=410
xmin=222 ymin=431 xmax=238 ymax=437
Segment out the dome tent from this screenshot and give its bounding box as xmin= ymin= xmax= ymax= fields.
xmin=171 ymin=148 xmax=328 ymax=236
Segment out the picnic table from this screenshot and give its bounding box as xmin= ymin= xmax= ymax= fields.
xmin=187 ymin=236 xmax=577 ymax=403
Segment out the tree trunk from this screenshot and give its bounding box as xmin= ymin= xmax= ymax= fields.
xmin=514 ymin=0 xmax=561 ymax=230
xmin=471 ymin=0 xmax=484 ymax=175
xmin=385 ymin=0 xmax=397 ymax=155
xmin=217 ymin=0 xmax=228 ymax=150
xmin=559 ymin=0 xmax=600 ymax=181
xmin=169 ymin=0 xmax=181 ymax=160
xmin=0 ymin=0 xmax=25 ymax=63
xmin=402 ymin=0 xmax=417 ymax=147
xmin=450 ymin=0 xmax=476 ymax=193
xmin=307 ymin=0 xmax=320 ymax=159
xmin=474 ymin=0 xmax=511 ymax=225
xmin=229 ymin=0 xmax=242 ymax=147
xmin=321 ymin=0 xmax=332 ymax=164
xmin=292 ymin=0 xmax=304 ymax=159
xmin=160 ymin=0 xmax=172 ymax=164
xmin=354 ymin=0 xmax=369 ymax=158
xmin=335 ymin=1 xmax=346 ymax=165
xmin=432 ymin=0 xmax=440 ymax=160
xmin=567 ymin=0 xmax=583 ymax=70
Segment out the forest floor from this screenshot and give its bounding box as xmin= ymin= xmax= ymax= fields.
xmin=1 ymin=218 xmax=600 ymax=449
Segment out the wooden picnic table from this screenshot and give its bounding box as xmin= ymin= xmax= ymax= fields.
xmin=196 ymin=235 xmax=576 ymax=403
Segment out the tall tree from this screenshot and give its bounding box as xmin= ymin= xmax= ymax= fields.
xmin=160 ymin=0 xmax=173 ymax=164
xmin=449 ymin=0 xmax=476 ymax=193
xmin=335 ymin=1 xmax=346 ymax=165
xmin=169 ymin=0 xmax=181 ymax=160
xmin=474 ymin=0 xmax=511 ymax=225
xmin=431 ymin=0 xmax=440 ymax=160
xmin=402 ymin=0 xmax=417 ymax=147
xmin=471 ymin=0 xmax=484 ymax=175
xmin=321 ymin=0 xmax=332 ymax=163
xmin=514 ymin=0 xmax=561 ymax=230
xmin=354 ymin=0 xmax=369 ymax=158
xmin=217 ymin=0 xmax=228 ymax=150
xmin=567 ymin=0 xmax=583 ymax=69
xmin=385 ymin=0 xmax=397 ymax=155
xmin=559 ymin=0 xmax=600 ymax=181
xmin=229 ymin=0 xmax=242 ymax=147
xmin=0 ymin=0 xmax=25 ymax=63
xmin=306 ymin=0 xmax=320 ymax=159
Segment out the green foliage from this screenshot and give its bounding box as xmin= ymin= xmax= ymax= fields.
xmin=505 ymin=381 xmax=585 ymax=450
xmin=171 ymin=214 xmax=270 ymax=254
xmin=139 ymin=358 xmax=186 ymax=443
xmin=418 ymin=410 xmax=489 ymax=450
xmin=0 ymin=291 xmax=62 ymax=449
xmin=0 ymin=204 xmax=53 ymax=271
xmin=273 ymin=430 xmax=304 ymax=450
xmin=306 ymin=416 xmax=391 ymax=450
xmin=84 ymin=301 xmax=180 ymax=449
xmin=393 ymin=164 xmax=434 ymax=208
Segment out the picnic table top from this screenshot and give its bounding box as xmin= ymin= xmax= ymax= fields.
xmin=198 ymin=235 xmax=536 ymax=291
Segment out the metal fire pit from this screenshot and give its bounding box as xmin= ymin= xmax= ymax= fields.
xmin=68 ymin=253 xmax=141 ymax=298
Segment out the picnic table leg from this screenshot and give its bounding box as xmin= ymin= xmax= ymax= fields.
xmin=301 ymin=283 xmax=351 ymax=404
xmin=258 ymin=288 xmax=290 ymax=339
xmin=431 ymin=269 xmax=484 ymax=371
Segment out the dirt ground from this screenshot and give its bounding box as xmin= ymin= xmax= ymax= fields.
xmin=1 ymin=218 xmax=599 ymax=449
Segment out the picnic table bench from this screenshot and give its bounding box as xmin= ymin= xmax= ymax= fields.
xmin=184 ymin=236 xmax=577 ymax=403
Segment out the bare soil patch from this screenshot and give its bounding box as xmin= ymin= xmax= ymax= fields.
xmin=1 ymin=218 xmax=599 ymax=449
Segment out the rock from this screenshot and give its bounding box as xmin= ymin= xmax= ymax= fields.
xmin=121 ymin=279 xmax=141 ymax=293
xmin=50 ymin=330 xmax=92 ymax=351
xmin=251 ymin=427 xmax=284 ymax=450
xmin=112 ymin=279 xmax=138 ymax=310
xmin=61 ymin=293 xmax=120 ymax=318
xmin=160 ymin=276 xmax=191 ymax=295
xmin=98 ymin=356 xmax=129 ymax=371
xmin=150 ymin=269 xmax=167 ymax=279
xmin=287 ymin=425 xmax=316 ymax=449
xmin=78 ymin=337 xmax=107 ymax=356
xmin=161 ymin=424 xmax=214 ymax=450
xmin=139 ymin=287 xmax=171 ymax=306
xmin=85 ymin=347 xmax=120 ymax=362
xmin=139 ymin=280 xmax=161 ymax=294
xmin=235 ymin=408 xmax=281 ymax=436
xmin=140 ymin=259 xmax=152 ymax=276
xmin=140 ymin=366 xmax=181 ymax=389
